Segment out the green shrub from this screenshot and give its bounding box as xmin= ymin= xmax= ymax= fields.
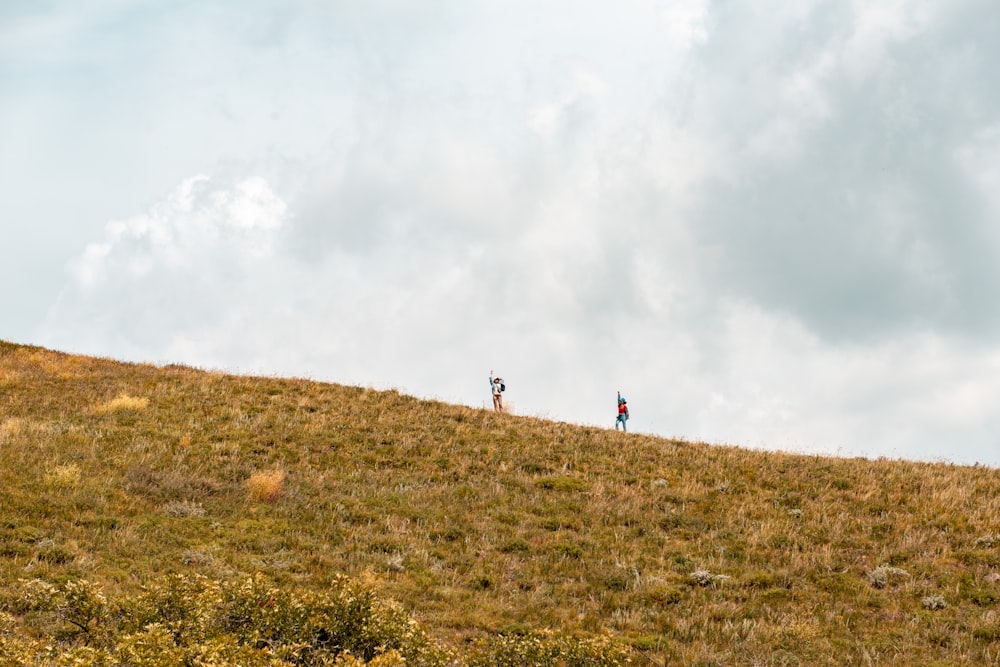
xmin=965 ymin=587 xmax=1000 ymax=606
xmin=535 ymin=476 xmax=589 ymax=492
xmin=744 ymin=571 xmax=777 ymax=589
xmin=552 ymin=542 xmax=584 ymax=559
xmin=973 ymin=624 xmax=1000 ymax=643
xmin=14 ymin=578 xmax=109 ymax=641
xmin=498 ymin=538 xmax=531 ymax=554
xmin=2 ymin=573 xmax=639 ymax=665
xmin=638 ymin=584 xmax=683 ymax=606
xmin=7 ymin=574 xmax=450 ymax=666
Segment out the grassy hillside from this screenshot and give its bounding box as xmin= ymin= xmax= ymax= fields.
xmin=1 ymin=340 xmax=999 ymax=665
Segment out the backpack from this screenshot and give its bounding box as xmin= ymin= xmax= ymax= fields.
xmin=498 ymin=378 xmax=505 ymax=392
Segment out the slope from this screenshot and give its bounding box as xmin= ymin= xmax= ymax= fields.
xmin=1 ymin=340 xmax=999 ymax=665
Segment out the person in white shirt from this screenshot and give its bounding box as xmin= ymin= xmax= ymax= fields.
xmin=489 ymin=370 xmax=504 ymax=413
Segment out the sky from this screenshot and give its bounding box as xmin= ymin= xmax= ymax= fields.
xmin=2 ymin=0 xmax=999 ymax=467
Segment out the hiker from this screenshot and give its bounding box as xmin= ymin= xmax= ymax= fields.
xmin=489 ymin=370 xmax=504 ymax=413
xmin=616 ymin=391 xmax=629 ymax=431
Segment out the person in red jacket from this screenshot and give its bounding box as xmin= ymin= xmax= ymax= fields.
xmin=616 ymin=391 xmax=629 ymax=431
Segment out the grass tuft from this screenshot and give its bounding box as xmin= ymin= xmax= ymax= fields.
xmin=44 ymin=463 xmax=82 ymax=487
xmin=246 ymin=469 xmax=286 ymax=502
xmin=93 ymin=393 xmax=149 ymax=414
xmin=0 ymin=418 xmax=26 ymax=439
xmin=161 ymin=500 xmax=206 ymax=518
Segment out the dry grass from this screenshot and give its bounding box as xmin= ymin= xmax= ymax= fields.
xmin=0 ymin=418 xmax=25 ymax=439
xmin=44 ymin=463 xmax=82 ymax=487
xmin=93 ymin=393 xmax=149 ymax=414
xmin=247 ymin=469 xmax=286 ymax=502
xmin=2 ymin=338 xmax=1000 ymax=665
xmin=0 ymin=418 xmax=47 ymax=440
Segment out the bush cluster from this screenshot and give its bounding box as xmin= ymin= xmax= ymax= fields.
xmin=1 ymin=574 xmax=633 ymax=666
xmin=2 ymin=574 xmax=447 ymax=666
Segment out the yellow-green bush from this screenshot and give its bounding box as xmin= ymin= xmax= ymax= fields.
xmin=4 ymin=574 xmax=634 ymax=666
xmin=5 ymin=574 xmax=451 ymax=666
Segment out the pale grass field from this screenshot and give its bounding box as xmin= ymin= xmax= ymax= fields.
xmin=1 ymin=340 xmax=1000 ymax=665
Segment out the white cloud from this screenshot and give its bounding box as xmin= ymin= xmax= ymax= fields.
xmin=957 ymin=124 xmax=1000 ymax=222
xmin=527 ymin=65 xmax=608 ymax=142
xmin=676 ymin=300 xmax=1000 ymax=465
xmin=657 ymin=0 xmax=709 ymax=52
xmin=68 ymin=176 xmax=286 ymax=290
xmin=842 ymin=0 xmax=931 ymax=78
xmin=45 ymin=176 xmax=289 ymax=361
